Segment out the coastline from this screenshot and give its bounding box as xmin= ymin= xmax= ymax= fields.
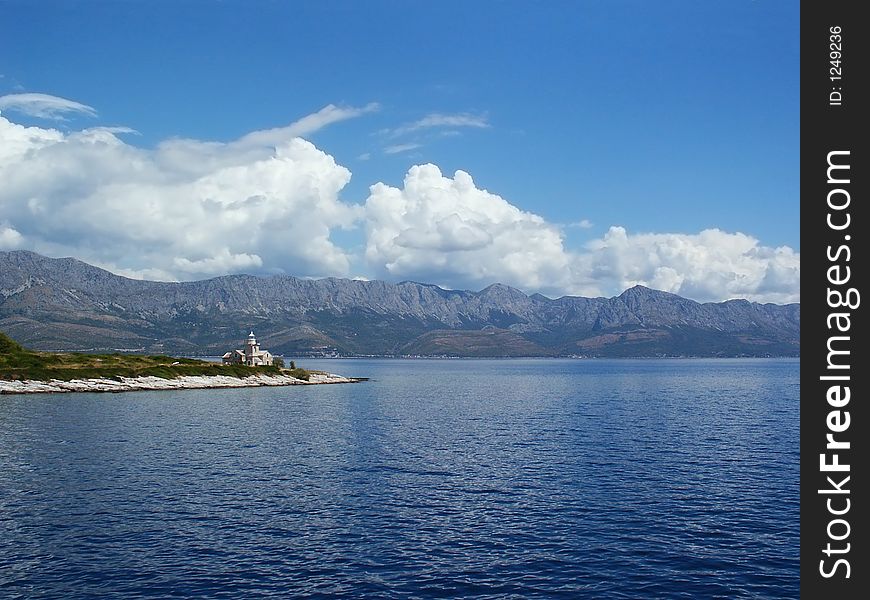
xmin=0 ymin=372 xmax=365 ymax=395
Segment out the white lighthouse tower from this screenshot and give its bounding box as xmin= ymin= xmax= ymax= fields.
xmin=222 ymin=330 xmax=274 ymax=366
xmin=246 ymin=331 xmax=260 ymax=356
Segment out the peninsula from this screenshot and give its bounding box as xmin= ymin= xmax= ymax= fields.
xmin=0 ymin=332 xmax=362 ymax=395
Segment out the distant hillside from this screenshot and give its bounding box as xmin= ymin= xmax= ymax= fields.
xmin=0 ymin=250 xmax=799 ymax=357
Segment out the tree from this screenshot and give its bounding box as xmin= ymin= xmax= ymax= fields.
xmin=273 ymin=357 xmax=285 ymax=368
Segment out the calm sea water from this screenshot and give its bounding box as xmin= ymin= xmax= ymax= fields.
xmin=0 ymin=359 xmax=798 ymax=599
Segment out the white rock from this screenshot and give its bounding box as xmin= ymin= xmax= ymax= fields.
xmin=0 ymin=372 xmax=359 ymax=395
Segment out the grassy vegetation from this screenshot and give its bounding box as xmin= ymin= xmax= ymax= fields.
xmin=0 ymin=332 xmax=309 ymax=382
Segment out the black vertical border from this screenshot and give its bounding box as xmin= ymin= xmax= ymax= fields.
xmin=801 ymin=1 xmax=867 ymax=597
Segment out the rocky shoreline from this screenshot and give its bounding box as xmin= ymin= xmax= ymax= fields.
xmin=0 ymin=372 xmax=364 ymax=395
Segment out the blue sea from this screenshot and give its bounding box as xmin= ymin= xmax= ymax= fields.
xmin=0 ymin=359 xmax=799 ymax=599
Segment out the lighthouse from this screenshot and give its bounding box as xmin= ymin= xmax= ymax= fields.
xmin=221 ymin=331 xmax=274 ymax=366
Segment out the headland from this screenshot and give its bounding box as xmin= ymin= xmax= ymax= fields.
xmin=0 ymin=332 xmax=363 ymax=395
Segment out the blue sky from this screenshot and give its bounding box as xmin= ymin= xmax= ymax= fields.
xmin=0 ymin=0 xmax=799 ymax=302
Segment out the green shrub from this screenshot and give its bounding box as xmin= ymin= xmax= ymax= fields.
xmin=0 ymin=331 xmax=313 ymax=383
xmin=0 ymin=332 xmax=25 ymax=354
xmin=286 ymin=368 xmax=310 ymax=381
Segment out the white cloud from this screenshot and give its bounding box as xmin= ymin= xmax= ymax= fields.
xmin=364 ymin=164 xmax=575 ymax=296
xmin=173 ymin=249 xmax=263 ymax=276
xmin=0 ymin=110 xmax=363 ymax=281
xmin=569 ymin=219 xmax=593 ymax=229
xmin=0 ymin=116 xmax=64 ymax=163
xmin=0 ymin=93 xmax=97 ymax=120
xmin=389 ymin=112 xmax=489 ymax=137
xmin=364 ymin=165 xmax=800 ymax=303
xmin=378 ymin=112 xmax=489 ymax=157
xmin=237 ymin=102 xmax=379 ymax=147
xmin=384 ymin=143 xmax=422 ymax=155
xmin=0 ymin=223 xmax=23 ymax=249
xmin=83 ymin=126 xmax=139 ymax=136
xmin=0 ymin=105 xmax=799 ymax=304
xmin=577 ymin=226 xmax=800 ymax=303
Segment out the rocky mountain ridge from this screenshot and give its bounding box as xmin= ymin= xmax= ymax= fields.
xmin=0 ymin=250 xmax=799 ymax=357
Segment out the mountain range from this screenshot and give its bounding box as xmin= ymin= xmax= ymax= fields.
xmin=0 ymin=250 xmax=799 ymax=357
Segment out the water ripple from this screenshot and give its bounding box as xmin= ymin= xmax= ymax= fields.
xmin=0 ymin=358 xmax=798 ymax=598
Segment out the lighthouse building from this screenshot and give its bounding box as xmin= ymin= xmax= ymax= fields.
xmin=222 ymin=331 xmax=274 ymax=366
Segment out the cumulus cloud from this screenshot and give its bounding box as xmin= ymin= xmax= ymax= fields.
xmin=364 ymin=164 xmax=575 ymax=295
xmin=0 ymin=105 xmax=799 ymax=303
xmin=83 ymin=126 xmax=139 ymax=136
xmin=0 ymin=223 xmax=23 ymax=249
xmin=363 ymin=165 xmax=800 ymax=303
xmin=173 ymin=249 xmax=263 ymax=276
xmin=0 ymin=109 xmax=366 ymax=281
xmin=0 ymin=93 xmax=97 ymax=120
xmin=577 ymin=227 xmax=800 ymax=303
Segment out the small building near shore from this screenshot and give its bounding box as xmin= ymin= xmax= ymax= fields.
xmin=222 ymin=331 xmax=274 ymax=366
